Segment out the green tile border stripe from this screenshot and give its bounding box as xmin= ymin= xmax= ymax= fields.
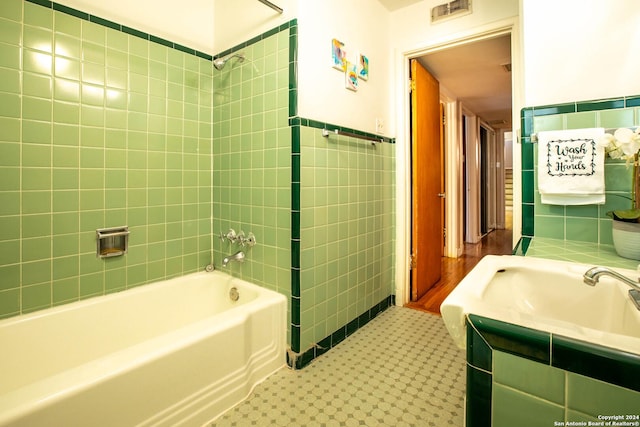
xmin=25 ymin=0 xmax=214 ymax=61
xmin=520 ymin=94 xmax=640 ymax=138
xmin=512 ymin=236 xmax=532 ymax=255
xmin=468 ymin=314 xmax=551 ymax=365
xmin=288 ymin=22 xmax=300 ymax=354
xmin=213 ymin=19 xmax=298 ymax=60
xmin=552 ymin=335 xmax=640 ymax=393
xmin=468 ymin=314 xmax=640 ymax=393
xmin=290 ymin=117 xmax=396 ymax=144
xmin=288 ymin=22 xmax=298 ymax=118
xmin=287 ymin=295 xmax=395 ymax=369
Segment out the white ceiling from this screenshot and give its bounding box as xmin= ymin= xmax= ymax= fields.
xmin=417 ymin=35 xmax=513 ymax=129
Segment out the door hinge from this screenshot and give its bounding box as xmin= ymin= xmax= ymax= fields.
xmin=409 ymin=78 xmax=415 ymax=93
xmin=409 ymin=254 xmax=417 ymax=270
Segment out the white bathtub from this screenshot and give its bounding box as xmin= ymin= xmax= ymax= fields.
xmin=0 ymin=270 xmax=287 ymax=427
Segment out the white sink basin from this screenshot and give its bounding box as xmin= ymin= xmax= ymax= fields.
xmin=440 ymin=255 xmax=640 ymax=355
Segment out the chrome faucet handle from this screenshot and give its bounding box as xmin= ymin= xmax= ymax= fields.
xmin=244 ymin=232 xmax=256 ymax=247
xmin=220 ymin=228 xmax=237 ymax=243
xmin=236 ymin=230 xmax=246 ymax=245
xmin=237 ymin=231 xmax=256 ymax=247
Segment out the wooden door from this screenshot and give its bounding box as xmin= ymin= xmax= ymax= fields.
xmin=410 ymin=59 xmax=443 ymax=301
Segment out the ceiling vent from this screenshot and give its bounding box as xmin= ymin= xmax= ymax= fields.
xmin=431 ymin=0 xmax=472 ymax=23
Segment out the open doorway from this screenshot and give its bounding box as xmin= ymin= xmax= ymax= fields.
xmin=405 ymin=33 xmax=514 ymax=314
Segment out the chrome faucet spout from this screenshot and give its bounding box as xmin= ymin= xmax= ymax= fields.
xmin=583 ymin=266 xmax=640 ymax=291
xmin=222 ymin=250 xmax=245 ymax=267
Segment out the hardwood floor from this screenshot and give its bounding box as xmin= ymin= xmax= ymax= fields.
xmin=405 ymin=228 xmax=513 ymax=315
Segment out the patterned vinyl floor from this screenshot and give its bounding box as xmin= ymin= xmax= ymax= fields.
xmin=211 ymin=306 xmax=467 ymax=426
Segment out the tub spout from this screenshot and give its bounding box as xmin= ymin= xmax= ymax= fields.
xmin=223 ymin=250 xmax=245 ymax=267
xmin=583 ymin=266 xmax=640 ymax=291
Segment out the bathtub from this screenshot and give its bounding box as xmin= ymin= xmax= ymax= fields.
xmin=0 ymin=270 xmax=287 ymax=427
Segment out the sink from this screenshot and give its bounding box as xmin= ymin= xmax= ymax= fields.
xmin=440 ymin=255 xmax=640 ymax=355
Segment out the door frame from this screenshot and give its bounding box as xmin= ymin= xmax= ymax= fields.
xmin=394 ymin=17 xmax=523 ymax=305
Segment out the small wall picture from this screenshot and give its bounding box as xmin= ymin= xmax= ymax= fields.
xmin=358 ymin=54 xmax=369 ymax=81
xmin=332 ymin=38 xmax=346 ymax=71
xmin=345 ymin=61 xmax=358 ymax=91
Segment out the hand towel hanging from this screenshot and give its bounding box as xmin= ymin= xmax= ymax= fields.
xmin=537 ymin=128 xmax=605 ymax=205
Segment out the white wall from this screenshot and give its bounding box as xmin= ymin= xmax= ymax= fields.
xmin=297 ymin=0 xmax=392 ymax=135
xmin=56 ymin=0 xmax=215 ymax=54
xmin=522 ymin=0 xmax=640 ymax=106
xmin=390 ymin=0 xmax=519 ymax=53
xmin=213 ymin=0 xmax=299 ymax=54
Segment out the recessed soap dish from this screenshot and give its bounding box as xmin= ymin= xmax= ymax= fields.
xmin=96 ymin=226 xmax=129 ymax=258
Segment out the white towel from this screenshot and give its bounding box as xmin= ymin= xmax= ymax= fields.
xmin=537 ymin=128 xmax=605 ymax=205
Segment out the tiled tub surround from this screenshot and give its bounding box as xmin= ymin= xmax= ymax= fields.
xmin=211 ymin=22 xmax=396 ymax=368
xmin=520 ymin=96 xmax=640 ymax=250
xmin=0 ymin=0 xmax=214 ymax=318
xmin=211 ymin=22 xmax=295 ymax=344
xmin=0 ymin=0 xmax=396 ymax=370
xmin=466 ymin=314 xmax=640 ymax=427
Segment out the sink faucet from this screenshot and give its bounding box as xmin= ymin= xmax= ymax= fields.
xmin=583 ymin=266 xmax=640 ymax=291
xmin=584 ymin=266 xmax=640 ymax=311
xmin=222 ymin=250 xmax=245 ymax=267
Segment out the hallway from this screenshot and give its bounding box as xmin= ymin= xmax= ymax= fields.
xmin=406 ymin=228 xmax=513 ymax=315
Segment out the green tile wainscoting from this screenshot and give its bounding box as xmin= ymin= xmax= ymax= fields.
xmin=0 ymin=0 xmax=215 ymax=317
xmin=291 ymin=119 xmax=395 ymax=369
xmin=519 ymin=96 xmax=640 ymax=260
xmin=465 ymin=314 xmax=640 ymax=427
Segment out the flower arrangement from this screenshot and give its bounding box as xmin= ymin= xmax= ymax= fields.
xmin=600 ymin=127 xmax=640 ymax=222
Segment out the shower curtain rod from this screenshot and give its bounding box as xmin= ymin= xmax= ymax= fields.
xmin=258 ymin=0 xmax=283 ymax=14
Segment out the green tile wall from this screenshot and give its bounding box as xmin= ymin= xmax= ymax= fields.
xmin=212 ymin=22 xmax=396 ymax=362
xmin=520 ymin=97 xmax=640 ymax=247
xmin=298 ymin=126 xmax=395 ymax=353
xmin=0 ymin=0 xmax=213 ymax=319
xmin=4 ymin=1 xmax=397 ymax=368
xmin=212 ymin=24 xmax=294 ymax=343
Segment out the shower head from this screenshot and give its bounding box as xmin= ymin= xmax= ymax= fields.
xmin=213 ymin=53 xmax=246 ymax=70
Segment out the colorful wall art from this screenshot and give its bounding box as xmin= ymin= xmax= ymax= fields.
xmin=332 ymin=39 xmax=369 ymax=91
xmin=332 ymin=38 xmax=346 ymax=71
xmin=345 ymin=61 xmax=358 ymax=91
xmin=358 ymin=54 xmax=369 ymax=80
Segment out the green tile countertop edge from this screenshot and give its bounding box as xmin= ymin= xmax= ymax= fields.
xmin=467 ymin=314 xmax=640 ymax=393
xmin=524 ymin=237 xmax=639 ymax=270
